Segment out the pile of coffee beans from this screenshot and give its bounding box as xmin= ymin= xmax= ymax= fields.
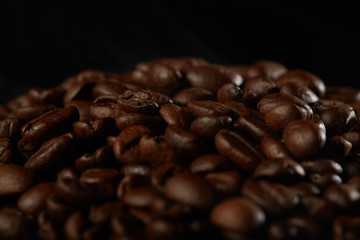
xmin=1 ymin=57 xmax=360 ymax=240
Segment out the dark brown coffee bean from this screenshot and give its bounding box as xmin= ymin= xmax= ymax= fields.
xmin=301 ymin=196 xmax=336 ymax=221
xmin=342 ymin=131 xmax=360 ymax=152
xmin=0 ymin=208 xmax=30 ymax=240
xmin=252 ymin=158 xmax=305 ymax=181
xmin=164 ymin=125 xmax=207 ymax=157
xmin=224 ymin=101 xmax=251 ymax=117
xmin=115 ymin=112 xmax=166 ymax=133
xmin=28 ymin=86 xmax=66 ymax=107
xmin=17 ymin=182 xmax=54 ymax=215
xmin=123 ymin=186 xmax=162 ymax=208
xmin=247 ymin=60 xmax=287 ymax=80
xmin=151 ymin=163 xmax=187 ymax=191
xmin=75 ymin=145 xmax=116 ymax=172
xmin=333 ymin=215 xmax=360 ymax=240
xmin=315 ymin=101 xmax=358 ymax=136
xmin=89 ymin=201 xmax=124 ymax=225
xmin=145 ymin=218 xmax=184 ymax=240
xmin=91 ymin=80 xmax=128 ymax=99
xmin=68 ymin=100 xmax=93 ymax=121
xmin=282 ymin=119 xmax=326 ymax=159
xmin=120 ymin=163 xmax=152 ymax=177
xmin=64 ymin=211 xmax=86 ymax=240
xmin=110 ymin=213 xmax=145 ymax=239
xmin=164 ymin=173 xmax=217 ymax=209
xmin=0 ymin=164 xmax=35 ymax=196
xmin=242 ymin=76 xmax=277 ymax=107
xmin=234 ymin=115 xmax=276 ymax=143
xmin=274 ymin=69 xmax=325 ymax=97
xmin=173 ymin=87 xmax=215 ymax=106
xmin=45 ymin=193 xmax=75 ymax=224
xmin=257 ymin=93 xmax=313 ymax=131
xmin=73 ymin=117 xmax=117 ymax=142
xmin=326 ymin=86 xmax=360 ymax=104
xmin=117 ymin=174 xmax=151 ymax=199
xmin=205 ymin=171 xmax=244 ymax=196
xmin=289 ymin=182 xmax=321 ymax=197
xmin=24 ymin=133 xmax=76 ymax=173
xmin=242 ymin=180 xmax=299 ymax=215
xmin=279 ymin=82 xmax=319 ymax=104
xmin=217 ymin=83 xmax=243 ymax=103
xmin=310 ymin=173 xmax=342 ymax=190
xmin=323 ymin=183 xmax=360 ymax=210
xmin=90 ymin=94 xmax=126 ymax=119
xmin=215 ymin=129 xmax=264 ymax=172
xmin=341 ymin=154 xmax=360 ymax=180
xmin=323 ymin=135 xmax=352 ymax=160
xmin=347 ymin=176 xmax=360 ymax=192
xmin=210 ymin=197 xmax=265 ymax=234
xmin=301 ymin=158 xmax=343 ymax=175
xmin=6 ymin=94 xmax=32 ymax=113
xmin=113 ymin=125 xmax=151 ymax=164
xmin=187 ymin=100 xmax=232 ymax=118
xmin=189 ymin=154 xmax=235 ymax=174
xmin=19 ymin=106 xmax=79 ymax=153
xmin=159 ymin=103 xmax=188 ymax=127
xmin=190 ymin=115 xmax=232 ymax=140
xmin=259 ymin=136 xmax=292 ymax=160
xmin=13 ymin=105 xmax=58 ymax=124
xmin=79 ymin=168 xmax=120 ymax=186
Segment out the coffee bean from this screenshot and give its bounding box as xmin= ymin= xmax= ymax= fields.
xmin=289 ymin=182 xmax=321 ymax=197
xmin=301 ymin=195 xmax=336 ymax=221
xmin=310 ymin=173 xmax=342 ymax=190
xmin=242 ymin=180 xmax=299 ymax=215
xmin=28 ymin=86 xmax=66 ymax=107
xmin=151 ymin=163 xmax=187 ymax=191
xmin=0 ymin=208 xmax=30 ymax=240
xmin=189 ymin=154 xmax=235 ymax=174
xmin=205 ymin=171 xmax=244 ymax=196
xmin=17 ymin=182 xmax=54 ymax=215
xmin=164 ymin=173 xmax=217 ymax=209
xmin=73 ymin=117 xmax=117 ymax=142
xmin=333 ymin=215 xmax=360 ymax=240
xmin=91 ymin=80 xmax=128 ymax=99
xmin=323 ymin=183 xmax=360 ymax=210
xmin=217 ymin=83 xmax=243 ymax=103
xmin=279 ymin=82 xmax=319 ymax=104
xmin=347 ymin=176 xmax=360 ymax=192
xmin=210 ymin=197 xmax=265 ymax=234
xmin=259 ymin=136 xmax=291 ymax=160
xmin=69 ymin=100 xmax=93 ymax=120
xmin=342 ymin=131 xmax=360 ymax=152
xmin=215 ymin=129 xmax=264 ymax=172
xmin=282 ymin=119 xmax=326 ymax=159
xmin=235 ymin=115 xmax=277 ymax=143
xmin=247 ymin=60 xmax=287 ymax=80
xmin=242 ymin=76 xmax=277 ymax=107
xmin=159 ymin=103 xmax=188 ymax=127
xmin=187 ymin=100 xmax=232 ymax=118
xmin=323 ymin=135 xmax=352 ymax=161
xmin=173 ymin=87 xmax=215 ymax=106
xmin=301 ymin=158 xmax=343 ymax=175
xmin=115 ymin=112 xmax=166 ymax=133
xmin=0 ymin=164 xmax=35 ymax=196
xmin=190 ymin=115 xmax=232 ymax=140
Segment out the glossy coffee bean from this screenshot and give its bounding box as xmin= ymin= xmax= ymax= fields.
xmin=164 ymin=173 xmax=217 ymax=209
xmin=235 ymin=115 xmax=276 ymax=143
xmin=323 ymin=135 xmax=352 ymax=161
xmin=215 ymin=129 xmax=264 ymax=172
xmin=190 ymin=115 xmax=232 ymax=140
xmin=309 ymin=173 xmax=342 ymax=190
xmin=0 ymin=164 xmax=35 ymax=196
xmin=75 ymin=145 xmax=116 ymax=172
xmin=189 ymin=154 xmax=235 ymax=174
xmin=91 ymin=80 xmax=128 ymax=99
xmin=73 ymin=117 xmax=117 ymax=142
xmin=247 ymin=60 xmax=287 ymax=80
xmin=187 ymin=100 xmax=232 ymax=118
xmin=205 ymin=171 xmax=244 ymax=196
xmin=217 ymin=83 xmax=243 ymax=103
xmin=282 ymin=119 xmax=326 ymax=159
xmin=242 ymin=76 xmax=277 ymax=107
xmin=159 ymin=103 xmax=188 ymax=127
xmin=259 ymin=136 xmax=291 ymax=160
xmin=173 ymin=87 xmax=215 ymax=106
xmin=210 ymin=197 xmax=265 ymax=234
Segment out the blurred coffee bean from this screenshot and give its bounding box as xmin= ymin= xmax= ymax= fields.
xmin=342 ymin=131 xmax=360 ymax=152
xmin=323 ymin=183 xmax=360 ymax=210
xmin=151 ymin=163 xmax=187 ymax=191
xmin=205 ymin=171 xmax=244 ymax=196
xmin=91 ymin=80 xmax=128 ymax=99
xmin=189 ymin=154 xmax=235 ymax=174
xmin=18 ymin=182 xmax=54 ymax=215
xmin=0 ymin=208 xmax=30 ymax=240
xmin=234 ymin=115 xmax=276 ymax=143
xmin=323 ymin=135 xmax=352 ymax=160
xmin=301 ymin=195 xmax=336 ymax=221
xmin=190 ymin=115 xmax=232 ymax=140
xmin=333 ymin=215 xmax=360 ymax=240
xmin=187 ymin=100 xmax=232 ymax=118
xmin=310 ymin=173 xmax=342 ymax=190
xmin=279 ymin=82 xmax=319 ymax=104
xmin=289 ymin=182 xmax=321 ymax=197
xmin=217 ymin=83 xmax=243 ymax=103
xmin=73 ymin=117 xmax=117 ymax=142
xmin=259 ymin=136 xmax=291 ymax=160
xmin=173 ymin=87 xmax=215 ymax=106
xmin=0 ymin=164 xmax=35 ymax=196
xmin=301 ymin=158 xmax=343 ymax=175
xmin=28 ymin=86 xmax=66 ymax=107
xmin=210 ymin=197 xmax=265 ymax=234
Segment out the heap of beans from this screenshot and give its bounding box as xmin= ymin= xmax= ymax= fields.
xmin=1 ymin=57 xmax=360 ymax=240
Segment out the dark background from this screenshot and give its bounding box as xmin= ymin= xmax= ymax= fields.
xmin=1 ymin=0 xmax=359 ymax=104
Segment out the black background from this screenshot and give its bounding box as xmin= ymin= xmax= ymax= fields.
xmin=1 ymin=0 xmax=359 ymax=104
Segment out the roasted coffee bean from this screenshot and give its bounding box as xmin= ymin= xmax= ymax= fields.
xmin=224 ymin=100 xmax=251 ymax=117
xmin=151 ymin=163 xmax=187 ymax=191
xmin=123 ymin=186 xmax=162 ymax=208
xmin=173 ymin=87 xmax=215 ymax=106
xmin=13 ymin=105 xmax=57 ymax=124
xmin=90 ymin=95 xmax=126 ymax=119
xmin=89 ymin=201 xmax=124 ymax=225
xmin=205 ymin=171 xmax=244 ymax=196
xmin=323 ymin=135 xmax=352 ymax=160
xmin=326 ymin=86 xmax=360 ymax=104
xmin=120 ymin=163 xmax=152 ymax=177
xmin=117 ymin=174 xmax=151 ymax=199
xmin=347 ymin=176 xmax=360 ymax=192
xmin=268 ymin=216 xmax=321 ymax=240
xmin=139 ymin=135 xmax=179 ymax=166
xmin=323 ymin=183 xmax=360 ymax=210
xmin=242 ymin=76 xmax=277 ymax=107
xmin=159 ymin=103 xmax=188 ymax=127
xmin=28 ymin=86 xmax=66 ymax=107
xmin=45 ymin=193 xmax=76 ymax=224
xmin=110 ymin=213 xmax=145 ymax=239
xmin=215 ymin=129 xmax=264 ymax=172
xmin=341 ymin=154 xmax=360 ymax=180
xmin=79 ymin=168 xmax=120 ymax=186
xmin=75 ymin=145 xmax=116 ymax=172
xmin=333 ymin=215 xmax=360 ymax=240
xmin=190 ymin=115 xmax=232 ymax=140
xmin=189 ymin=154 xmax=235 ymax=174
xmin=113 ymin=125 xmax=152 ymax=164
xmin=310 ymin=173 xmax=342 ymax=190
xmin=342 ymin=131 xmax=360 ymax=152
xmin=235 ymin=115 xmax=276 ymax=143
xmin=289 ymin=182 xmax=321 ymax=197
xmin=91 ymin=80 xmax=128 ymax=99
xmin=164 ymin=125 xmax=207 ymax=157
xmin=314 ymin=100 xmax=358 ymax=136
xmin=187 ymin=100 xmax=232 ymax=118
xmin=210 ymin=197 xmax=265 ymax=234
xmin=64 ymin=211 xmax=87 ymax=240
xmin=282 ymin=119 xmax=326 ymax=159
xmin=247 ymin=60 xmax=287 ymax=80
xmin=252 ymin=158 xmax=305 ymax=181
xmin=164 ymin=173 xmax=217 ymax=209
xmin=68 ymin=100 xmax=93 ymax=121
xmin=257 ymin=94 xmax=313 ymax=128
xmin=0 ymin=164 xmax=35 ymax=196
xmin=19 ymin=106 xmax=79 ymax=153
xmin=242 ymin=180 xmax=299 ymax=215
xmin=0 ymin=208 xmax=30 ymax=240
xmin=63 ymin=81 xmax=95 ymax=106
xmin=17 ymin=182 xmax=54 ymax=215
xmin=73 ymin=117 xmax=117 ymax=142
xmin=259 ymin=136 xmax=292 ymax=160
xmin=217 ymin=83 xmax=243 ymax=103
xmin=24 ymin=133 xmax=76 ymax=173
xmin=279 ymin=82 xmax=319 ymax=104
xmin=115 ymin=112 xmax=166 ymax=133
xmin=301 ymin=158 xmax=343 ymax=175
xmin=6 ymin=94 xmax=33 ymax=112
xmin=301 ymin=195 xmax=336 ymax=221
xmin=274 ymin=69 xmax=325 ymax=97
